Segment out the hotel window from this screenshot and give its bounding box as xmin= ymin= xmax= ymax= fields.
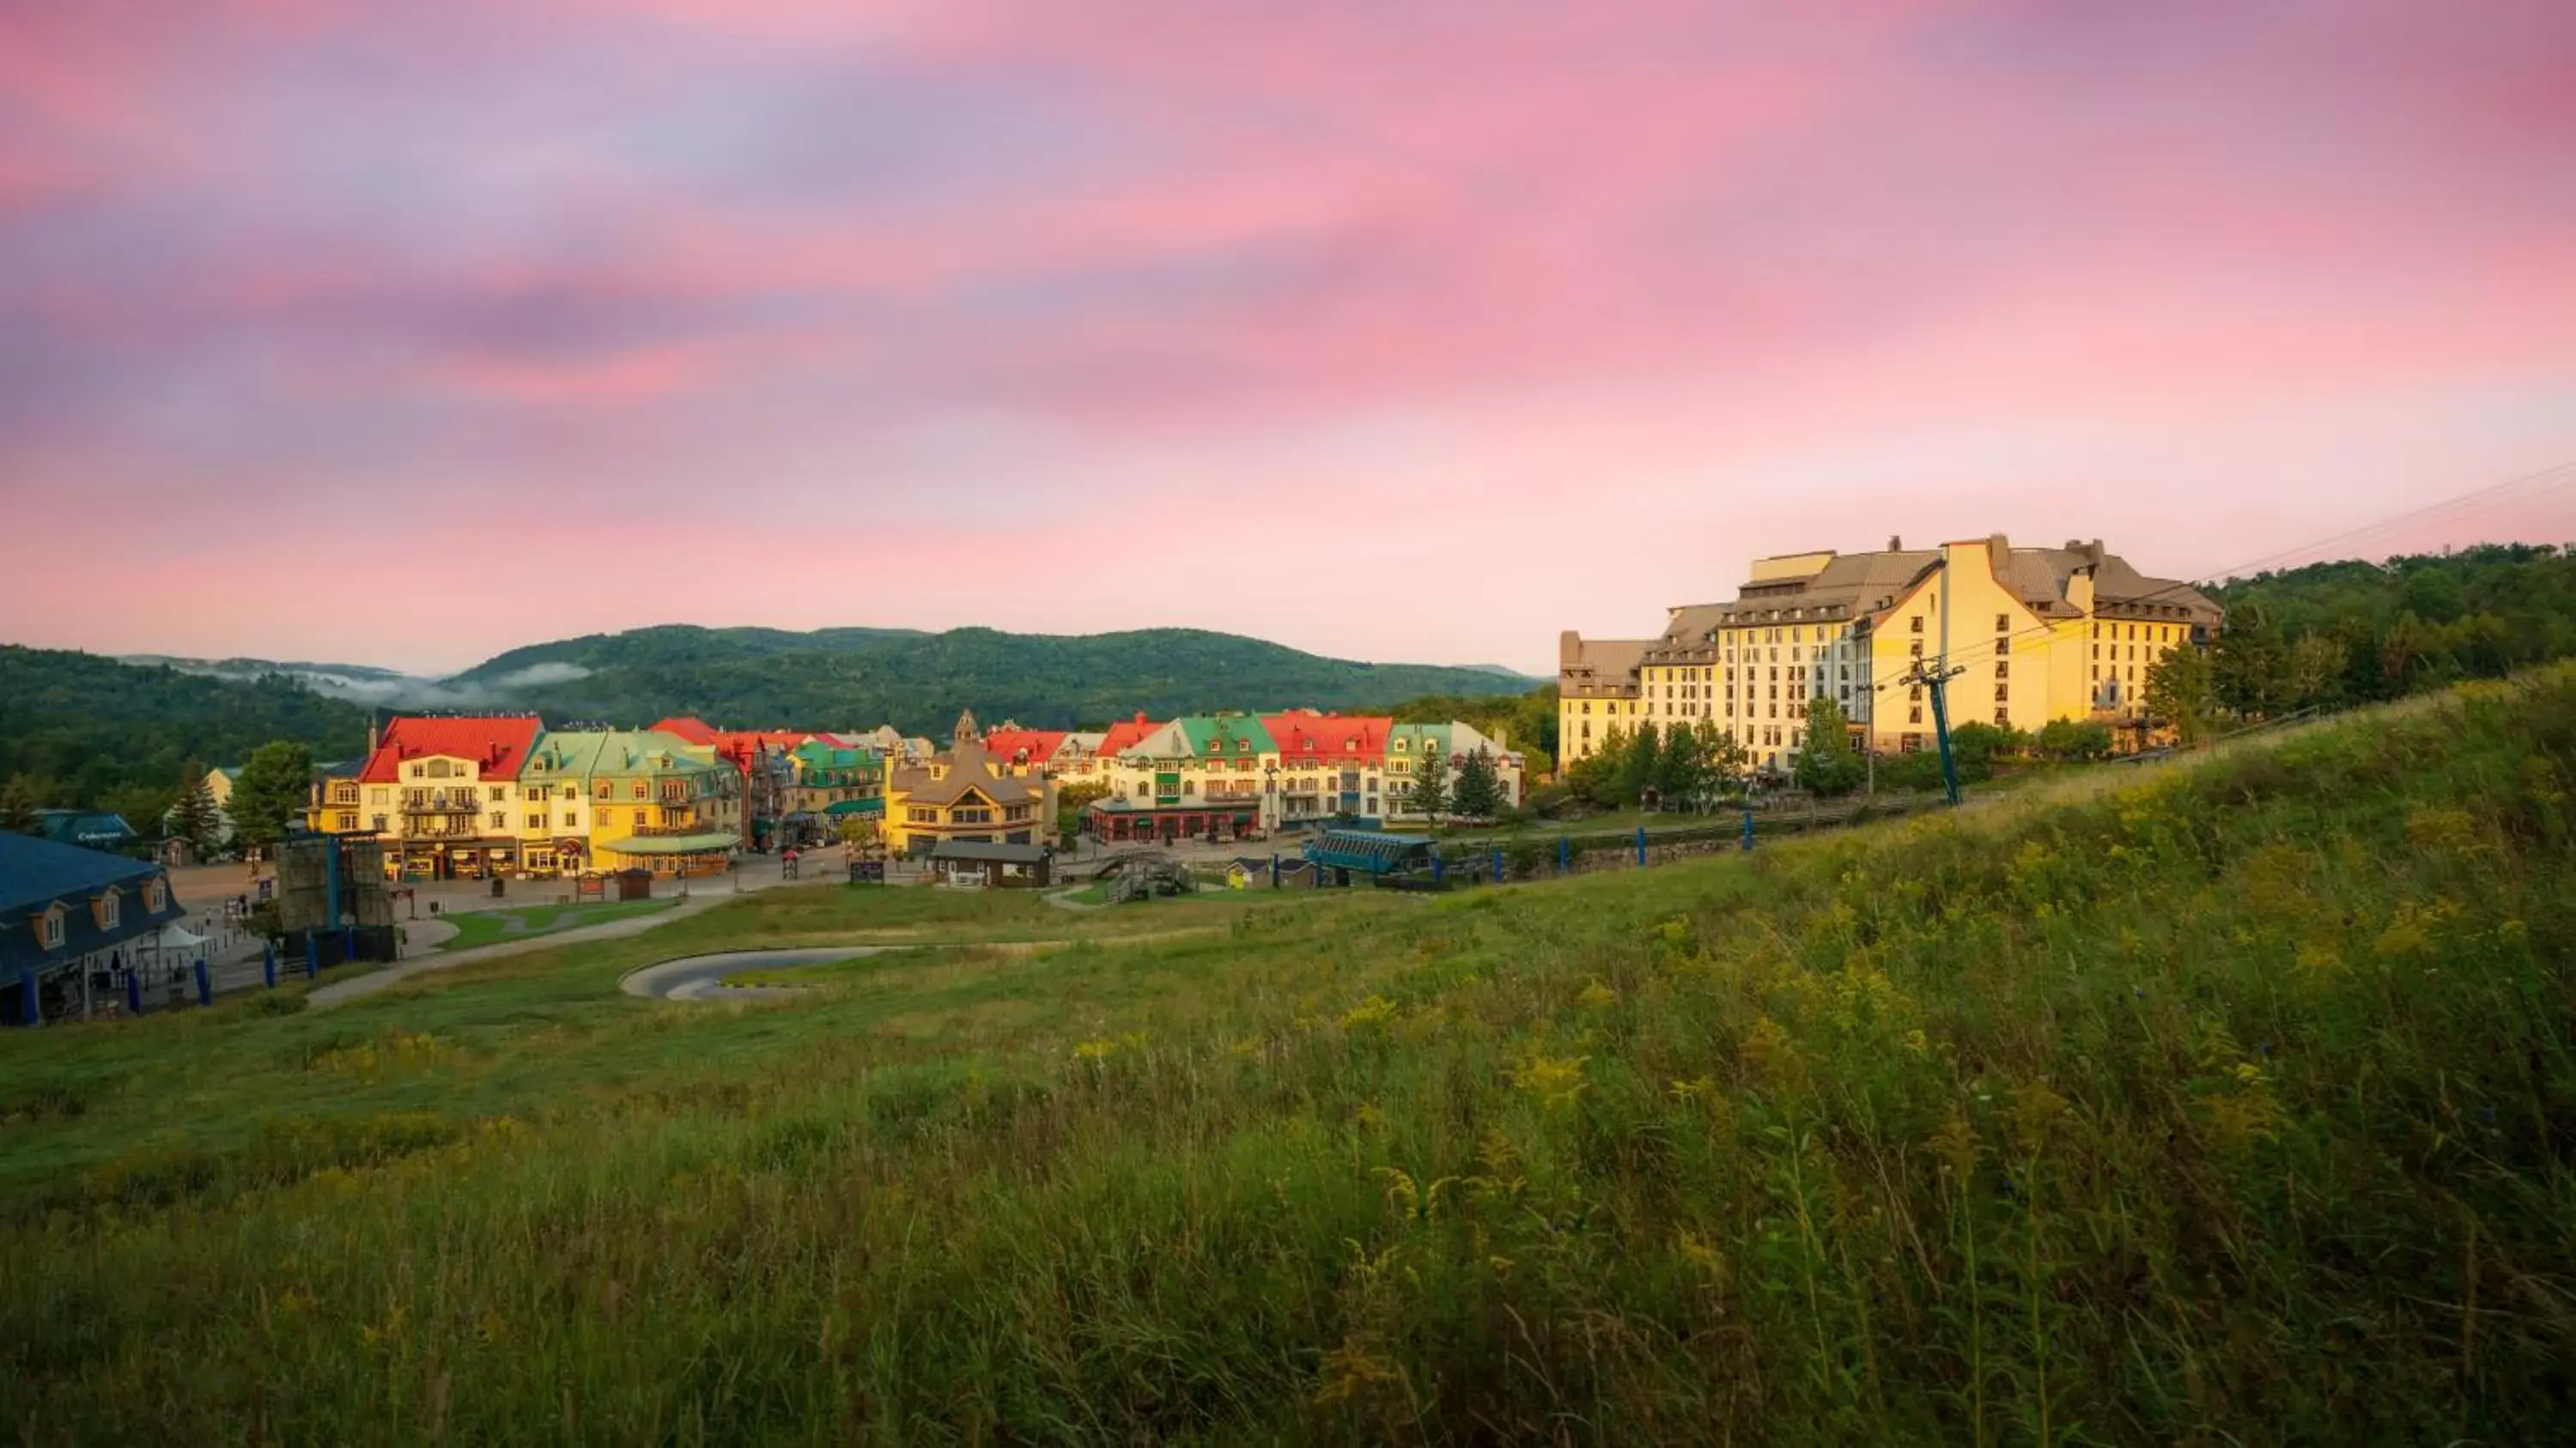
xmin=596 ymin=782 xmax=613 ymax=799
xmin=1911 ymin=616 xmax=1924 ymax=633
xmin=562 ymin=812 xmax=578 ymax=828
xmin=527 ymin=814 xmax=546 ymax=830
xmin=1995 ymin=660 xmax=2008 ymax=678
xmin=633 ymin=810 xmax=648 ymax=828
xmin=337 ymin=812 xmax=358 ymax=831
xmin=489 ymin=812 xmax=507 ymax=829
xmin=1910 ymin=641 xmax=1923 ymax=658
xmin=1910 ymin=706 xmax=1923 ymax=724
xmin=488 ymin=786 xmax=505 ymax=802
xmin=35 ymin=906 xmax=64 ymax=951
xmin=1994 ymin=685 xmax=2009 ymax=703
xmin=1996 ymin=614 xmax=2009 ymax=632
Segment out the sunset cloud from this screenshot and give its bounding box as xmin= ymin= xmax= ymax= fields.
xmin=1 ymin=1 xmax=2570 ymax=674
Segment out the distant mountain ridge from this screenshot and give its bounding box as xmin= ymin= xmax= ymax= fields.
xmin=437 ymin=624 xmax=1534 ymax=733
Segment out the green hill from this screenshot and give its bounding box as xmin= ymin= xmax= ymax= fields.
xmin=447 ymin=624 xmax=1536 ymax=730
xmin=6 ymin=669 xmax=2572 ymax=1439
xmin=0 ymin=645 xmax=369 ymax=812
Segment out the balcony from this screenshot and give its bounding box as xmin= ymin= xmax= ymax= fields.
xmin=401 ymin=794 xmax=486 ymax=814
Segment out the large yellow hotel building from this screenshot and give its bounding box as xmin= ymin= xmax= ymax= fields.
xmin=1558 ymin=535 xmax=2223 ymax=776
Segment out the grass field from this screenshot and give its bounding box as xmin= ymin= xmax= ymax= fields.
xmin=3 ymin=672 xmax=2572 ymax=1442
xmin=434 ymin=897 xmax=677 ymax=951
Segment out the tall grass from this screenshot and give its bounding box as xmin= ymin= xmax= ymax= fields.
xmin=3 ymin=671 xmax=2573 ymax=1443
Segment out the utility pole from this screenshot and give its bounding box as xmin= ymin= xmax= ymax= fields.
xmin=1900 ymin=656 xmax=1970 ymax=806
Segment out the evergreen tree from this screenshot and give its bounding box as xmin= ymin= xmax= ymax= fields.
xmin=0 ymin=777 xmax=36 ymax=835
xmin=1794 ymin=697 xmax=1867 ymax=796
xmin=228 ymin=741 xmax=315 ymax=853
xmin=167 ymin=760 xmax=219 ymax=854
xmin=1449 ymin=747 xmax=1502 ymax=820
xmin=1409 ymin=742 xmax=1450 ymax=825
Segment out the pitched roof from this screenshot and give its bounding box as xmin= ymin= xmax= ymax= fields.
xmin=1096 ymin=713 xmax=1166 ymax=757
xmin=358 ymin=716 xmax=543 ymax=784
xmin=0 ymin=835 xmax=185 ymax=972
xmin=1558 ymin=633 xmax=1654 ymax=696
xmin=887 ymin=739 xmax=1042 ymax=806
xmin=523 ymin=729 xmax=727 ymax=781
xmin=982 ymin=728 xmax=1070 ymax=767
xmin=1261 ymin=712 xmax=1391 ymax=764
xmin=33 ymin=810 xmax=137 ymax=849
xmin=1179 ymin=715 xmax=1276 ymax=760
xmin=650 ymin=715 xmax=719 ymax=745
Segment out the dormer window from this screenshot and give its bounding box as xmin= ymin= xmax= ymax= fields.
xmin=33 ymin=904 xmax=65 ymax=952
xmin=93 ymin=889 xmax=119 ymax=930
xmin=144 ymin=878 xmax=167 ymax=912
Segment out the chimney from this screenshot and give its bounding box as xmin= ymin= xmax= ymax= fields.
xmin=367 ymin=715 xmax=380 ymax=757
xmin=1887 ymin=534 xmax=1903 ymax=551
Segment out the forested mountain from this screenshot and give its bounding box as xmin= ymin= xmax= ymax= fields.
xmin=0 ymin=646 xmax=371 ymax=818
xmin=443 ymin=625 xmax=1534 ymax=731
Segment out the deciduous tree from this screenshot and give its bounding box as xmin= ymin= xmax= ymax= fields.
xmin=228 ymin=742 xmax=314 ymax=853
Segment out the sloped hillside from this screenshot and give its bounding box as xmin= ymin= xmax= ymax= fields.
xmin=3 ymin=671 xmax=2571 ymax=1443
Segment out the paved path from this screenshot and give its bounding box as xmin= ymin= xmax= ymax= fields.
xmin=619 ymin=946 xmax=902 ymax=1002
xmin=307 ymin=862 xmax=823 ymax=1009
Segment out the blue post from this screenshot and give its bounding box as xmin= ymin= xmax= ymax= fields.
xmin=21 ymin=966 xmax=40 ymax=1026
xmin=193 ymin=957 xmax=212 ymax=1007
xmin=1491 ymin=848 xmax=1504 ymax=883
xmin=1432 ymin=854 xmax=1445 ymax=886
xmin=262 ymin=942 xmax=276 ymax=990
xmin=306 ymin=934 xmax=319 ymax=979
xmin=125 ymin=969 xmax=142 ymax=1016
xmin=324 ymin=841 xmax=343 ymax=942
xmin=1558 ymin=836 xmax=1570 ymax=873
xmin=1635 ymin=827 xmax=1648 ymax=867
xmin=1742 ymin=808 xmax=1756 ymax=852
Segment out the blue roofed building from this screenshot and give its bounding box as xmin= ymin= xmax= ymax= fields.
xmin=1 ymin=832 xmax=187 ymax=1024
xmin=33 ymin=808 xmax=139 ymax=854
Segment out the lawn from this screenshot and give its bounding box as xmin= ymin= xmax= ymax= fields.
xmin=433 ymin=897 xmax=677 ymax=951
xmin=3 ymin=672 xmax=2573 ymax=1443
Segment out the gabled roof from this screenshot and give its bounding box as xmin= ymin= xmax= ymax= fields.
xmin=359 ymin=715 xmax=543 ymax=784
xmin=1261 ymin=712 xmax=1391 ymax=764
xmin=1096 ymin=713 xmax=1166 ymax=757
xmin=1180 ymin=716 xmax=1276 ymax=760
xmin=888 ymin=739 xmax=1042 ymax=806
xmin=983 ymin=728 xmax=1069 ymax=767
xmin=33 ymin=810 xmax=137 ymax=849
xmin=650 ymin=715 xmax=720 ymax=745
xmin=0 ymin=835 xmax=185 ymax=971
xmin=523 ymin=729 xmax=726 ymax=781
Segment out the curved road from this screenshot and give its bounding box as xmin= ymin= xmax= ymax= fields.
xmin=619 ymin=946 xmax=902 ymax=1001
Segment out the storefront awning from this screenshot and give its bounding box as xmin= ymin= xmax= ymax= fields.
xmin=823 ymin=799 xmax=884 ymax=817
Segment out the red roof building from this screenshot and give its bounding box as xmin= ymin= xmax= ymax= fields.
xmin=981 ymin=727 xmax=1069 ymax=771
xmin=1096 ymin=712 xmax=1166 ymax=758
xmin=1261 ymin=711 xmax=1392 ymax=767
xmin=357 ymin=716 xmax=543 ymax=784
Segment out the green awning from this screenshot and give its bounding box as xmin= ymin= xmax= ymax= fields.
xmin=823 ymin=798 xmax=884 ymax=817
xmin=598 ymin=831 xmax=739 ymax=855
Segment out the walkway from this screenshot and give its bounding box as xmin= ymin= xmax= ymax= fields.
xmin=307 ymin=858 xmax=829 ymax=1009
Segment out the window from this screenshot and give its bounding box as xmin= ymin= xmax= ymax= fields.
xmin=1910 ymin=706 xmax=1923 ymax=724
xmin=145 ymin=878 xmax=167 ymax=912
xmin=1995 ymin=660 xmax=2008 ymax=678
xmin=489 ymin=812 xmax=507 ymax=829
xmin=427 ymin=760 xmax=452 ymax=780
xmin=337 ymin=812 xmax=358 ymax=831
xmin=371 ymin=814 xmax=388 ymax=833
xmin=527 ymin=814 xmax=546 ymax=830
xmin=489 ymin=786 xmax=505 ymax=802
xmin=34 ymin=905 xmax=65 ymax=951
xmin=1996 ymin=613 xmax=2009 ymax=632
xmin=94 ymin=889 xmax=119 ymax=930
xmin=595 ymin=782 xmax=613 ymax=800
xmin=629 ymin=782 xmax=647 ymax=800
xmin=633 ymin=810 xmax=648 ymax=828
xmin=1994 ymin=684 xmax=2008 ymax=703
xmin=1911 ymin=616 xmax=1924 ymax=634
xmin=562 ymin=812 xmax=578 ymax=829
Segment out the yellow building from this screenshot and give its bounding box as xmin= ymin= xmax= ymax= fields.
xmin=1561 ymin=535 xmax=2222 ymax=776
xmin=884 ymin=713 xmax=1056 ymax=856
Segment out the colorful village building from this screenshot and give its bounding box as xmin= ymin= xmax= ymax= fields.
xmin=1382 ymin=721 xmax=1528 ymax=824
xmin=651 ymin=718 xmax=803 ymax=850
xmin=1 ymin=833 xmax=185 ymax=1025
xmin=572 ymin=730 xmax=743 ymax=875
xmin=326 ymin=715 xmax=544 ymax=881
xmin=787 ymin=737 xmax=884 ymax=840
xmin=882 ymin=712 xmax=1056 ymax=857
xmin=1089 ymin=714 xmax=1279 ymax=843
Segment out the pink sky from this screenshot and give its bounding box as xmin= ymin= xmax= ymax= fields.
xmin=3 ymin=0 xmax=2572 ymax=675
